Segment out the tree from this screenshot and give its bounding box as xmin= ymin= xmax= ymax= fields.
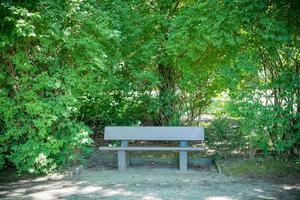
xmin=0 ymin=0 xmax=299 ymax=173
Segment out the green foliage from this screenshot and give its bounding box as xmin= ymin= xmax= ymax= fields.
xmin=224 ymin=0 xmax=300 ymax=155
xmin=206 ymin=117 xmax=244 ymax=156
xmin=0 ymin=0 xmax=108 ymax=173
xmin=0 ymin=0 xmax=299 ymax=173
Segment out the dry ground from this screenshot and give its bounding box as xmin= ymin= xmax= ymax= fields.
xmin=0 ymin=166 xmax=299 ymax=200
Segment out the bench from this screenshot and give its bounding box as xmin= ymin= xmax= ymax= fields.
xmin=99 ymin=126 xmax=205 ymax=171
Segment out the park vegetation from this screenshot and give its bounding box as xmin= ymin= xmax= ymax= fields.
xmin=0 ymin=0 xmax=299 ymax=174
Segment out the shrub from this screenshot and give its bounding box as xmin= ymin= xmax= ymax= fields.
xmin=206 ymin=117 xmax=245 ymax=157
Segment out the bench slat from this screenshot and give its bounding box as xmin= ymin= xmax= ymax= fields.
xmin=104 ymin=126 xmax=204 ymax=141
xmin=99 ymin=146 xmax=206 ymax=151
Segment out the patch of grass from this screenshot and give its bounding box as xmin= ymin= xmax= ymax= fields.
xmin=221 ymin=158 xmax=300 ymax=177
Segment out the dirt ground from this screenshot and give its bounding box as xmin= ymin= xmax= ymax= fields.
xmin=0 ymin=166 xmax=299 ymax=200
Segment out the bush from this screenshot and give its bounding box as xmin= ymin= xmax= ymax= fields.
xmin=0 ymin=1 xmax=102 ymax=173
xmin=206 ymin=117 xmax=245 ymax=157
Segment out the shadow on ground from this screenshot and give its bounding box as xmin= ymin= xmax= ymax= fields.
xmin=0 ymin=166 xmax=299 ymax=200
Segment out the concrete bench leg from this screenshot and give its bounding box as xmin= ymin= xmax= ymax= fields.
xmin=118 ymin=141 xmax=128 ymax=170
xmin=179 ymin=141 xmax=188 ymax=171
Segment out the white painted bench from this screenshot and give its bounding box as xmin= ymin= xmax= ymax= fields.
xmin=99 ymin=126 xmax=205 ymax=171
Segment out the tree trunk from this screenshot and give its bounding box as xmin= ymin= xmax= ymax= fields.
xmin=157 ymin=64 xmax=176 ymax=125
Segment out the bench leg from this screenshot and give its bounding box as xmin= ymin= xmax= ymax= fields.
xmin=180 ymin=151 xmax=187 ymax=171
xmin=180 ymin=141 xmax=188 ymax=171
xmin=118 ymin=150 xmax=127 ymax=170
xmin=118 ymin=141 xmax=128 ymax=170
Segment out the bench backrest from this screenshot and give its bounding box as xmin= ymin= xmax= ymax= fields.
xmin=104 ymin=126 xmax=204 ymax=141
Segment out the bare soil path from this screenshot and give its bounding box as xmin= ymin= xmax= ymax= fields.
xmin=1 ymin=167 xmax=299 ymax=200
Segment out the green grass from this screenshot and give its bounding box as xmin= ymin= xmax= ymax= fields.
xmin=221 ymin=158 xmax=300 ymax=177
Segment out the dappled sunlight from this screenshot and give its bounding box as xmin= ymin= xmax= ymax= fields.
xmin=283 ymin=184 xmax=300 ymax=190
xmin=4 ymin=180 xmax=137 ymax=199
xmin=254 ymin=188 xmax=265 ymax=193
xmin=142 ymin=195 xmax=163 ymax=200
xmin=205 ymin=196 xmax=234 ymax=200
xmin=1 ymin=168 xmax=300 ymax=199
xmin=26 ymin=186 xmax=79 ymax=199
xmin=100 ymin=187 xmax=134 ymax=197
xmin=0 ymin=1 xmax=299 ymax=200
xmin=255 ymin=195 xmax=276 ymax=200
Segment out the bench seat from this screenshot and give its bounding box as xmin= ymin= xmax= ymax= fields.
xmin=99 ymin=146 xmax=206 ymax=151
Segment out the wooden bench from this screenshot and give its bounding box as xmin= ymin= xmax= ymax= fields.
xmin=99 ymin=126 xmax=205 ymax=171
